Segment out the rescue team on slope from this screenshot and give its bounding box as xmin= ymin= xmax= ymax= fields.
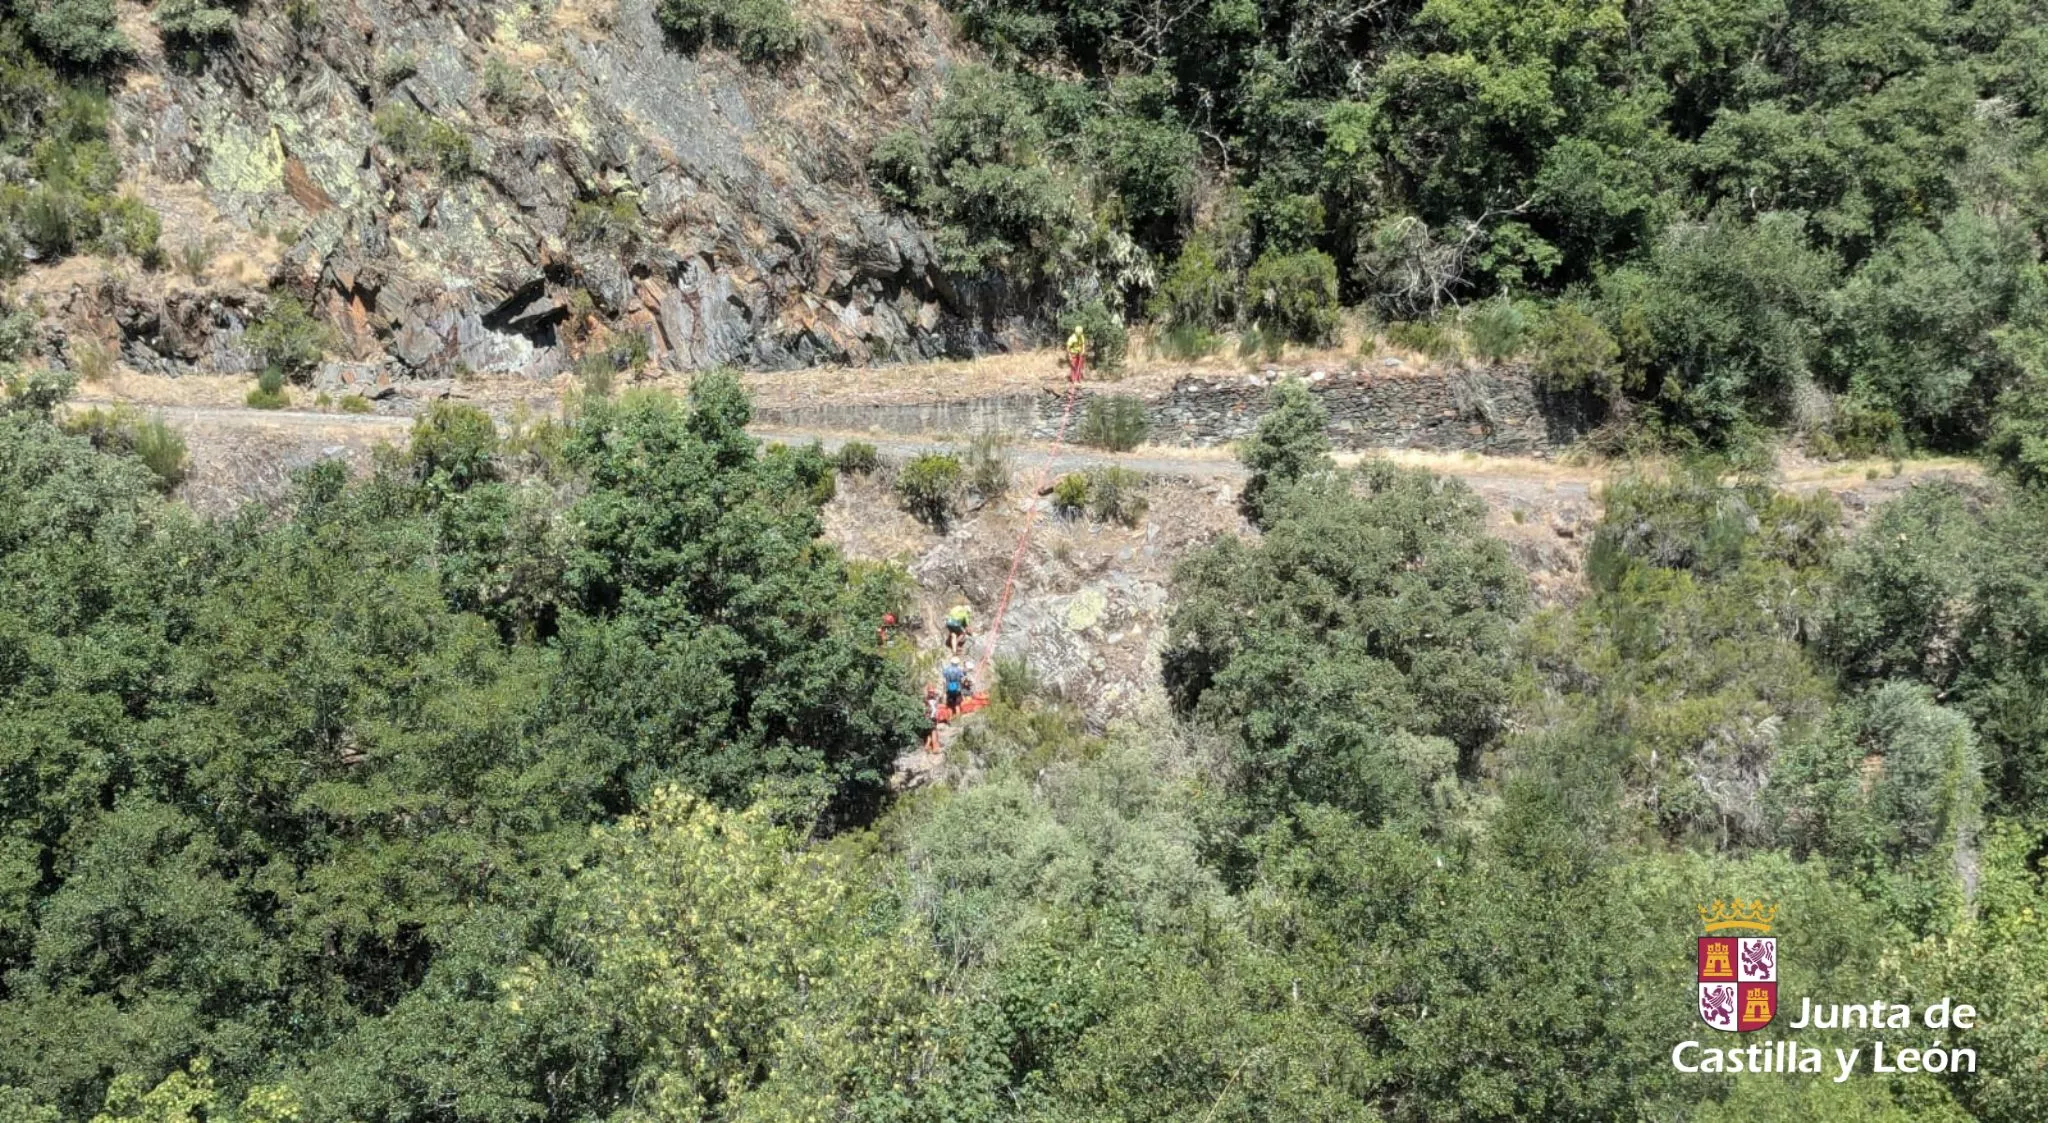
xmin=908 ymin=333 xmax=1088 ymax=752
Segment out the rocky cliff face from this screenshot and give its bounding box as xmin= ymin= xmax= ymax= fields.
xmin=52 ymin=0 xmax=1014 ymax=384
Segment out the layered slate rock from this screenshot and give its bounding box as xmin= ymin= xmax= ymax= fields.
xmin=99 ymin=0 xmax=1014 ymax=381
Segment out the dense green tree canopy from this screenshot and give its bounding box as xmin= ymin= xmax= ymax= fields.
xmin=878 ymin=0 xmax=2048 ymax=450
xmin=3 ymin=374 xmax=2044 ymax=1121
xmin=0 ymin=375 xmax=922 ymax=1118
xmin=6 ymin=0 xmax=2048 ymax=1111
xmin=1166 ymin=458 xmax=1525 ymax=829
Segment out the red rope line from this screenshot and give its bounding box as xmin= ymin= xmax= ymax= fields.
xmin=971 ymin=374 xmax=1083 ymax=693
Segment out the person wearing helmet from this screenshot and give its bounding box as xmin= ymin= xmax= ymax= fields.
xmin=878 ymin=612 xmax=898 ymax=645
xmin=1066 ymin=324 xmax=1087 ymax=383
xmin=942 ymin=659 xmax=967 ymax=713
xmin=945 ymin=604 xmax=972 ymax=655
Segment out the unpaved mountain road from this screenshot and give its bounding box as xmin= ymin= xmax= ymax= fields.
xmin=122 ymin=400 xmax=1592 ymax=483
xmin=99 ymin=400 xmax=1973 ymax=521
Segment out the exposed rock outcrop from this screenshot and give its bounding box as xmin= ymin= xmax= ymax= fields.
xmin=75 ymin=0 xmax=1015 ymax=380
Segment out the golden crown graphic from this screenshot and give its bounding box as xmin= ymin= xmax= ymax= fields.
xmin=1698 ymin=898 xmax=1778 ymax=934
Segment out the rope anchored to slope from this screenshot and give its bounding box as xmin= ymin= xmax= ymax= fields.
xmin=928 ymin=353 xmax=1088 ymax=745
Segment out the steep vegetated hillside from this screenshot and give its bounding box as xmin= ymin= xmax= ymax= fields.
xmin=3 ymin=370 xmax=2047 ymax=1121
xmin=8 ymin=4 xmax=2048 ymax=1123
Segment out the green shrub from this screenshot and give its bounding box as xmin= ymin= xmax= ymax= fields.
xmin=867 ymin=131 xmax=930 ymax=209
xmin=62 ymin=404 xmax=190 ymax=492
xmin=1149 ymin=236 xmax=1235 ymax=330
xmin=966 ymin=432 xmax=1010 ymax=499
xmin=1824 ymin=482 xmax=2048 ymax=807
xmin=1384 ymin=318 xmax=1461 ymax=362
xmin=1463 ymin=298 xmax=1529 ymax=364
xmin=1060 ymin=299 xmax=1127 ymax=374
xmin=1155 ymin=322 xmax=1218 ymax=361
xmin=1083 ymin=75 xmax=1198 ymax=230
xmin=1251 ymin=188 xmax=1327 ymax=254
xmin=175 ymin=236 xmax=213 ymax=279
xmin=22 ymin=0 xmax=126 ymax=67
xmin=914 ymin=69 xmax=1077 ymax=280
xmin=990 ymin=653 xmax=1048 ymax=706
xmin=410 ymin=401 xmax=500 ymax=491
xmin=1825 ymin=394 xmax=1905 ymax=459
xmin=0 ymin=74 xmax=161 ymax=270
xmin=576 ymin=352 xmax=617 ymax=398
xmin=1077 ymin=394 xmax=1148 ymax=451
xmin=1245 ymin=249 xmax=1340 ymax=345
xmin=376 ymin=49 xmax=418 ymax=88
xmin=607 ymin=330 xmax=652 ymax=372
xmin=246 ymin=295 xmax=333 ymax=380
xmin=96 ymin=194 xmax=161 ymax=264
xmin=480 ymin=57 xmax=530 ymax=114
xmin=156 ymin=0 xmax=237 ymax=48
xmin=1987 ymin=371 xmax=2048 ymax=490
xmin=1598 ymin=212 xmax=1835 ymax=441
xmin=656 ymin=0 xmax=802 ymax=63
xmin=15 ymin=188 xmax=76 ymax=257
xmin=0 ymin=46 xmax=163 ymax=276
xmin=0 ymin=227 xmax=23 ymax=279
xmin=373 ymin=103 xmax=475 ymax=177
xmin=1238 ymin=377 xmax=1333 ymax=526
xmin=1236 ymin=324 xmax=1281 ymax=363
xmin=1587 ymin=461 xmax=1838 ymax=586
xmin=69 ymin=338 xmax=111 ymax=383
xmin=1087 ymin=466 xmax=1147 ymax=526
xmin=0 ymin=300 xmax=34 ymax=362
xmin=246 ymin=367 xmax=289 ymax=409
xmin=1165 ymin=461 xmax=1524 ymax=826
xmin=3 ymin=367 xmax=78 ymax=419
xmin=131 ymin=414 xmax=190 ymax=490
xmin=930 ymin=161 xmax=1072 ymax=278
xmin=15 ymin=188 xmax=79 ymax=257
xmin=569 ymin=194 xmax=641 ymax=245
xmin=834 ymin=440 xmax=880 ymax=474
xmin=339 ymin=393 xmax=372 ymax=414
xmin=895 ymin=452 xmax=963 ymax=528
xmin=1532 ymin=298 xmax=1623 ymax=396
xmin=1770 ymin=682 xmax=1983 ymax=897
xmin=1051 ymin=472 xmax=1090 ymax=516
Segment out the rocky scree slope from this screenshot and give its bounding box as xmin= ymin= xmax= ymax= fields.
xmin=46 ymin=0 xmax=1025 ymax=387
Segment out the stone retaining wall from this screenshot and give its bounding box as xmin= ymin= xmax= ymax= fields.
xmin=753 ymin=362 xmax=1598 ymax=455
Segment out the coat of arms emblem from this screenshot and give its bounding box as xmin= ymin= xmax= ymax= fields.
xmin=1697 ymin=899 xmax=1777 ymax=1032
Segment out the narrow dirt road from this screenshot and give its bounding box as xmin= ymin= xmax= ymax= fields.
xmin=100 ymin=400 xmax=1977 ymax=518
